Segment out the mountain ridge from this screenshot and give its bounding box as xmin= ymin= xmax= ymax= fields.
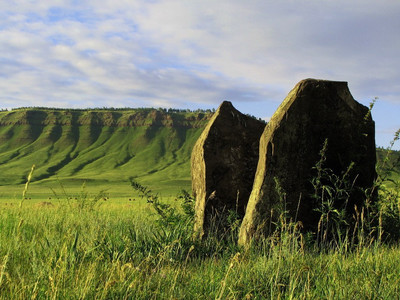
xmin=0 ymin=108 xmax=212 ymax=127
xmin=0 ymin=108 xmax=213 ymax=191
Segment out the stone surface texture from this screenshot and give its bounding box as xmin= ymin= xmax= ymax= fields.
xmin=238 ymin=79 xmax=376 ymax=246
xmin=192 ymin=101 xmax=265 ymax=239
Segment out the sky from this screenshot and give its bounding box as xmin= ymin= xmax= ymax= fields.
xmin=0 ymin=0 xmax=399 ymax=149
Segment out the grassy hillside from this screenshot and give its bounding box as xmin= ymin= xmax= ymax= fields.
xmin=0 ymin=107 xmax=398 ymax=200
xmin=0 ymin=108 xmax=212 ymax=197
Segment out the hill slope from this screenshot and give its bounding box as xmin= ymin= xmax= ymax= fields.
xmin=0 ymin=108 xmax=212 ymax=195
xmin=0 ymin=108 xmax=398 ymax=199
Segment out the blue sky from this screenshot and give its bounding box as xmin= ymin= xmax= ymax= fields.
xmin=0 ymin=0 xmax=399 ymax=149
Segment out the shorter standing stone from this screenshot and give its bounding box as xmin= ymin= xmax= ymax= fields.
xmin=238 ymin=79 xmax=376 ymax=246
xmin=191 ymin=101 xmax=265 ymax=239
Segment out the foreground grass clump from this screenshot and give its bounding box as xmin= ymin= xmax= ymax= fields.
xmin=1 ymin=197 xmax=400 ymax=299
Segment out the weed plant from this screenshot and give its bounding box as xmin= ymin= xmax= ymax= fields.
xmin=310 ymin=139 xmax=356 ymax=249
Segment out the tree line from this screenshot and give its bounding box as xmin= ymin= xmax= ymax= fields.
xmin=9 ymin=106 xmax=216 ymax=113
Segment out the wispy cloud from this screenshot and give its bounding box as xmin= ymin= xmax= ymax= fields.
xmin=0 ymin=0 xmax=399 ymax=147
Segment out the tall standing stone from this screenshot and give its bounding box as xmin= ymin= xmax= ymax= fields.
xmin=238 ymin=79 xmax=376 ymax=246
xmin=192 ymin=101 xmax=265 ymax=239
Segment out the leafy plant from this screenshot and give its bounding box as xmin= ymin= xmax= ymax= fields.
xmin=310 ymin=139 xmax=355 ymax=248
xmin=130 ymin=179 xmax=195 ymax=260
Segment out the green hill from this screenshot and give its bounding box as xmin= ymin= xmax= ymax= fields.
xmin=0 ymin=108 xmax=212 ymax=197
xmin=0 ymin=107 xmax=398 ymax=200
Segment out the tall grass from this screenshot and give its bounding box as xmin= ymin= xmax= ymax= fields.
xmin=1 ymin=200 xmax=400 ymax=299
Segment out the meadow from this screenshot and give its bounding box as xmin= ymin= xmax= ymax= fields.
xmin=0 ymin=187 xmax=400 ymax=299
xmin=1 ymin=149 xmax=400 ymax=299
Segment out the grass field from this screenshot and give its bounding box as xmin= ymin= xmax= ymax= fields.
xmin=1 ymin=187 xmax=400 ymax=299
xmin=1 ymin=174 xmax=398 ymax=297
xmin=0 ymin=179 xmax=185 ymax=205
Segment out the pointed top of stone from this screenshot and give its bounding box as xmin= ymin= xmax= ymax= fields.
xmin=219 ymin=100 xmax=234 ymax=108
